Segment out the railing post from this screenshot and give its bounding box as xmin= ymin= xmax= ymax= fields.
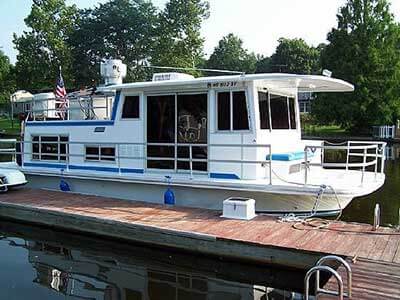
xmin=269 ymin=145 xmax=272 ymax=185
xmin=189 ymin=144 xmax=193 ymax=180
xmin=361 ymin=147 xmax=367 ymax=184
xmin=304 ymin=266 xmax=344 ymax=300
xmin=374 ymin=146 xmax=378 ymax=180
xmin=66 ymin=140 xmax=69 ymax=171
xmin=117 ymin=144 xmax=121 ymax=175
xmin=304 ymin=147 xmax=308 ymax=185
xmin=345 ymin=141 xmax=350 ymax=171
xmin=381 ymin=144 xmax=385 ymax=174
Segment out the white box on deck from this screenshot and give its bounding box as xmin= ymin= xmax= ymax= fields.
xmin=222 ymin=197 xmax=256 ymax=220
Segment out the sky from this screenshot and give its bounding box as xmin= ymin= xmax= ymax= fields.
xmin=1 ymin=0 xmax=400 ymax=64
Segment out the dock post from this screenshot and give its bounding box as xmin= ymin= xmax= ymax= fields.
xmin=373 ymin=204 xmax=380 ymax=231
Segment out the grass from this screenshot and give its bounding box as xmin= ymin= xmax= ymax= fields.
xmin=0 ymin=117 xmax=21 ymax=136
xmin=302 ymin=124 xmax=349 ymax=137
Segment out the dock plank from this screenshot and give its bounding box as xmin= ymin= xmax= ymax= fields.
xmin=0 ymin=188 xmax=400 ymax=298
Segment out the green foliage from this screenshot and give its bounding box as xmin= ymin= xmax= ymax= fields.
xmin=69 ymin=0 xmax=159 ymax=85
xmin=206 ymin=33 xmax=257 ymax=74
xmin=0 ymin=51 xmax=16 ymax=110
xmin=312 ymin=0 xmax=400 ymax=131
xmin=13 ymin=0 xmax=78 ymax=91
xmin=153 ymin=0 xmax=210 ymax=75
xmin=256 ymin=38 xmax=321 ymax=74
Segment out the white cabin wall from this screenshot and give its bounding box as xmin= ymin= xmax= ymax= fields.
xmin=24 ymin=91 xmax=146 ymax=171
xmin=208 ymin=82 xmax=258 ymax=180
xmin=252 ymin=82 xmax=304 ymax=180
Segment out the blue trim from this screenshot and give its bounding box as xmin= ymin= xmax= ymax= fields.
xmin=24 ymin=162 xmax=144 ymax=174
xmin=266 ymin=151 xmax=315 ymax=161
xmin=26 ymin=90 xmax=121 ymax=127
xmin=26 ymin=120 xmax=114 ymax=127
xmin=24 ymin=162 xmax=67 ymax=169
xmin=110 ymin=90 xmax=121 ymax=121
xmin=210 ymin=173 xmax=240 ymax=180
xmin=69 ymin=165 xmax=118 ymax=172
xmin=120 ymin=168 xmax=144 ymax=174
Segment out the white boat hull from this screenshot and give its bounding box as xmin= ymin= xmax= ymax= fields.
xmin=25 ymin=173 xmax=354 ymax=216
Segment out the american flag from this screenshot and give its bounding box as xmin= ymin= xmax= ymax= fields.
xmin=55 ymin=67 xmax=68 ymax=119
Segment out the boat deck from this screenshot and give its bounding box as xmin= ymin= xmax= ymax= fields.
xmin=0 ymin=188 xmax=399 ymax=298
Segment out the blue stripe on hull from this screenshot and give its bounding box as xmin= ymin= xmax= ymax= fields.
xmin=23 ymin=162 xmax=143 ymax=174
xmin=210 ymin=173 xmax=240 ymax=180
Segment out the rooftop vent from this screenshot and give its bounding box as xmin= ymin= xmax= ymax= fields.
xmin=152 ymin=72 xmax=194 ymax=82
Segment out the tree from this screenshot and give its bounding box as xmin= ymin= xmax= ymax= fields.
xmin=255 ymin=55 xmax=272 ymax=74
xmin=13 ymin=0 xmax=78 ymax=91
xmin=153 ymin=0 xmax=210 ymax=74
xmin=0 ymin=51 xmax=15 ymax=110
xmin=69 ymin=0 xmax=158 ymax=85
xmin=256 ymin=38 xmax=321 ymax=74
xmin=312 ymin=0 xmax=400 ymax=131
xmin=206 ymin=33 xmax=257 ymax=74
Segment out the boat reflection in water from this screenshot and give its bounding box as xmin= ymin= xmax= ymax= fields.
xmin=0 ymin=221 xmax=307 ymax=300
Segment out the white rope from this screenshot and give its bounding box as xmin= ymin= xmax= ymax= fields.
xmin=272 ymin=168 xmax=343 ymax=226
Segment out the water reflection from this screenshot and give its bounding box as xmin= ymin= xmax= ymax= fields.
xmin=384 ymin=144 xmax=400 ymax=161
xmin=0 ymin=221 xmax=307 ymax=300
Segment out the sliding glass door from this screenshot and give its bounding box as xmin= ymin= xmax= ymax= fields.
xmin=146 ymin=93 xmax=208 ymax=172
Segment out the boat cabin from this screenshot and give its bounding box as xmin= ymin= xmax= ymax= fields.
xmin=22 ymin=73 xmax=354 ymax=182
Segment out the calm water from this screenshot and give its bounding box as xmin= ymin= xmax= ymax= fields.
xmin=0 ymin=221 xmax=308 ymax=300
xmin=341 ymin=144 xmax=400 ymax=227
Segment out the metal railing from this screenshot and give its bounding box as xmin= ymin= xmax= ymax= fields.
xmin=25 ymin=94 xmax=113 ymax=121
xmin=304 ymin=141 xmax=386 ymax=185
xmin=0 ymin=139 xmax=273 ymax=184
xmin=304 ymin=255 xmax=352 ymax=300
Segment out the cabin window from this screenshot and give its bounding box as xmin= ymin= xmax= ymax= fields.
xmin=85 ymin=145 xmax=115 ymax=162
xmin=217 ymin=91 xmax=249 ymax=131
xmin=270 ymin=94 xmax=289 ymax=129
xmin=121 ymin=95 xmax=140 ymax=119
xmin=258 ymin=92 xmax=270 ymax=129
xmin=32 ymin=135 xmax=68 ymax=161
xmin=288 ymin=97 xmax=297 ymax=129
xmin=217 ymin=92 xmax=230 ymax=130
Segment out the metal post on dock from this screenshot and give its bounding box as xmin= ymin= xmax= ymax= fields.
xmin=373 ymin=203 xmax=380 ymax=231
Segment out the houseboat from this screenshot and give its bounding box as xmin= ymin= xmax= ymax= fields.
xmin=0 ymin=65 xmax=386 ymax=216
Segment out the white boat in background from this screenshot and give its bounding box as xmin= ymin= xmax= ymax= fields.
xmin=0 ymin=61 xmax=386 ymax=216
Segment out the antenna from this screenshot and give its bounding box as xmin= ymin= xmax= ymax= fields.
xmin=141 ymin=65 xmax=245 ymax=76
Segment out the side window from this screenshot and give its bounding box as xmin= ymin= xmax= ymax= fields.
xmin=121 ymin=95 xmax=139 ymax=119
xmin=217 ymin=92 xmax=230 ymax=130
xmin=85 ymin=145 xmax=115 ymax=162
xmin=258 ymin=91 xmax=270 ymax=129
xmin=270 ymin=94 xmax=289 ymax=129
xmin=232 ymin=91 xmax=249 ymax=130
xmin=31 ymin=135 xmax=68 ymax=161
xmin=288 ymin=97 xmax=297 ymax=129
xmin=217 ymin=91 xmax=249 ymax=131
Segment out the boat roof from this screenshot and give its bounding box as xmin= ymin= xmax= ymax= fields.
xmin=101 ymin=73 xmax=354 ymax=93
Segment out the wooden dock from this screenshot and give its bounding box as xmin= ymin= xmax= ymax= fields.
xmin=0 ymin=188 xmax=399 ymax=299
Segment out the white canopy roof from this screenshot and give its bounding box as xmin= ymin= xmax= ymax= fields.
xmin=101 ymin=73 xmax=354 ymax=93
xmin=10 ymin=90 xmax=33 ymax=103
